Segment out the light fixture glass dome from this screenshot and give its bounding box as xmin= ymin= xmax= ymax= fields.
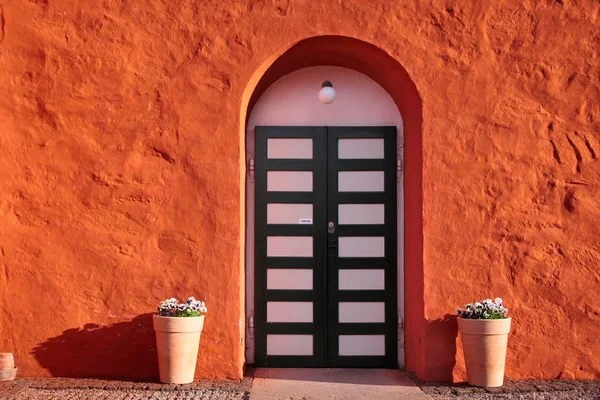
xmin=318 ymin=80 xmax=335 ymax=104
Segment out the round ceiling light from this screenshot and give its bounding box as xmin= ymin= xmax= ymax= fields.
xmin=318 ymin=80 xmax=336 ymax=104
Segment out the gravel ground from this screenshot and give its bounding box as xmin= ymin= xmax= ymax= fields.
xmin=13 ymin=388 xmax=249 ymax=400
xmin=3 ymin=376 xmax=599 ymax=400
xmin=419 ymin=378 xmax=600 ymax=400
xmin=13 ymin=386 xmax=598 ymax=400
xmin=430 ymin=390 xmax=600 ymax=400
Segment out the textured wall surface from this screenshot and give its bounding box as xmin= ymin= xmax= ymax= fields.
xmin=0 ymin=0 xmax=599 ymax=382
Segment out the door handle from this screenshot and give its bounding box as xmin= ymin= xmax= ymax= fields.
xmin=328 ymin=222 xmax=337 ymax=249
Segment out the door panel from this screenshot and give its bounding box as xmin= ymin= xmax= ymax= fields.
xmin=255 ymin=126 xmax=397 ymax=368
xmin=338 ymin=269 xmax=386 ymax=290
xmin=255 ymin=127 xmax=327 ymax=367
xmin=326 ymin=126 xmax=397 ymax=368
xmin=338 ymin=171 xmax=385 ymax=192
xmin=267 ymin=171 xmax=313 ymax=192
xmin=267 ymin=302 xmax=314 ymax=323
xmin=338 ymin=138 xmax=385 ymax=159
xmin=267 ymin=138 xmax=314 ymax=159
xmin=338 ymin=204 xmax=385 ymax=225
xmin=267 ymin=203 xmax=313 ymax=225
xmin=267 ymin=335 xmax=313 ymax=356
xmin=267 ymin=269 xmax=313 ymax=290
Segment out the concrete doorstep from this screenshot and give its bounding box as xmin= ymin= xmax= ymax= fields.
xmin=249 ymin=368 xmax=430 ymax=400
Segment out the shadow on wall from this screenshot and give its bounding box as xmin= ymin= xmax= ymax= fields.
xmin=423 ymin=314 xmax=459 ymax=382
xmin=31 ymin=313 xmax=159 ymax=379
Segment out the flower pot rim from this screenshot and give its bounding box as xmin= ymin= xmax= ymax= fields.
xmin=458 ymin=316 xmax=511 ymax=335
xmin=458 ymin=317 xmax=511 ymax=321
xmin=153 ymin=314 xmax=205 ymax=333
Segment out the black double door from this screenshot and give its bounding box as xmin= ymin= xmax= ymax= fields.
xmin=254 ymin=126 xmax=397 ymax=368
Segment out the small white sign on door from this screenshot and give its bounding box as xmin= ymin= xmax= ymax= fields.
xmin=299 ymin=218 xmax=313 ymax=224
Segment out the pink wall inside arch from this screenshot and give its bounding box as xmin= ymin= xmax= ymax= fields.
xmin=245 ymin=66 xmax=406 ymax=366
xmin=248 ymin=66 xmax=404 ymax=128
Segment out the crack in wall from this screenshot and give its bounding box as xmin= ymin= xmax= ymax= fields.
xmin=547 ymin=122 xmax=563 ymax=165
xmin=575 ymin=131 xmax=597 ymax=159
xmin=550 ymin=139 xmax=562 ymax=164
xmin=565 ymin=133 xmax=583 ymax=173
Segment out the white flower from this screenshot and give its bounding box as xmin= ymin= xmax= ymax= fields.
xmin=166 ymin=298 xmax=178 ymax=304
xmin=200 ymin=306 xmax=207 ymax=313
xmin=482 ymin=299 xmax=495 ymax=309
xmin=186 ymin=296 xmax=196 ymax=304
xmin=177 ymin=303 xmax=187 ymax=311
xmin=457 ymin=297 xmax=508 ymax=319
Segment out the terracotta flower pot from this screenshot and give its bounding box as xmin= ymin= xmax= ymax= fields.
xmin=0 ymin=353 xmax=15 ymax=370
xmin=153 ymin=315 xmax=205 ymax=384
xmin=0 ymin=368 xmax=17 ymax=382
xmin=0 ymin=353 xmax=16 ymax=382
xmin=458 ymin=317 xmax=511 ymax=387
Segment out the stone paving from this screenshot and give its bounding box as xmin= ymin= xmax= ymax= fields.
xmin=249 ymin=368 xmax=428 ymax=400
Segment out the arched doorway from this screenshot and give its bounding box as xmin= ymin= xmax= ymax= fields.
xmin=240 ymin=36 xmax=423 ymax=373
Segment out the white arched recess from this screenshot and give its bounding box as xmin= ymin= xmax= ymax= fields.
xmin=245 ymin=66 xmax=405 ymax=366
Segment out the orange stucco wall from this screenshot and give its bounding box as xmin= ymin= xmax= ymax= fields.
xmin=0 ymin=0 xmax=599 ymax=382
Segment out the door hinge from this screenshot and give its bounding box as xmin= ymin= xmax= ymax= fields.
xmin=398 ymin=316 xmax=404 ymax=346
xmin=248 ymin=312 xmax=255 ymax=340
xmin=397 ymin=157 xmax=403 ymax=182
xmin=398 ymin=137 xmax=405 ymax=150
xmin=397 ymin=138 xmax=404 ymax=182
xmin=247 ymin=151 xmax=255 ymax=183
